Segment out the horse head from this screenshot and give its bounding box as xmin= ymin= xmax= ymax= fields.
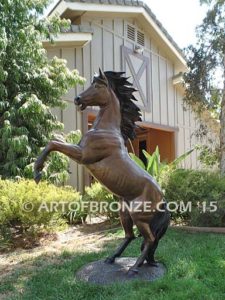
xmin=74 ymin=68 xmax=111 ymax=111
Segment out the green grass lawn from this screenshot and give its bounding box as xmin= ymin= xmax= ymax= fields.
xmin=0 ymin=228 xmax=225 ymax=300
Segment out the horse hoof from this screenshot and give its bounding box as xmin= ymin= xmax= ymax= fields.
xmin=127 ymin=268 xmax=138 ymax=277
xmin=147 ymin=260 xmax=159 ymax=267
xmin=104 ymin=257 xmax=115 ymax=264
xmin=147 ymin=260 xmax=159 ymax=268
xmin=34 ymin=173 xmax=42 ymax=184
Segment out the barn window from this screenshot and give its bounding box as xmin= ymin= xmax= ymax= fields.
xmin=127 ymin=24 xmax=135 ymax=42
xmin=126 ymin=23 xmax=145 ymax=47
xmin=137 ymin=30 xmax=145 ymax=46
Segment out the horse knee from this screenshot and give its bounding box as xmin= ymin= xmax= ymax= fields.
xmin=135 ymin=220 xmax=156 ymax=243
xmin=46 ymin=140 xmax=54 ymax=152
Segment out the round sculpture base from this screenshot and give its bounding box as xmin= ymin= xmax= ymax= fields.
xmin=75 ymin=257 xmax=166 ymax=285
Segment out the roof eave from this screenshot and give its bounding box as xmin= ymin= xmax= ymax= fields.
xmin=48 ymin=1 xmax=187 ymax=70
xmin=43 ymin=32 xmax=92 ymax=48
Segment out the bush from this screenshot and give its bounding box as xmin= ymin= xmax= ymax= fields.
xmin=83 ymin=182 xmax=119 ymax=221
xmin=0 ymin=178 xmax=82 ymax=247
xmin=164 ymin=169 xmax=225 ymax=227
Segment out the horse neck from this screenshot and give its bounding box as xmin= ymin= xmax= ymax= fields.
xmin=92 ymin=90 xmax=121 ymax=131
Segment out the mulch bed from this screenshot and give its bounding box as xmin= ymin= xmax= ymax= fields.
xmin=172 ymin=225 xmax=225 ymax=234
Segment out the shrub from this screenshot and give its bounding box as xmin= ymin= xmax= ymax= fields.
xmin=0 ymin=178 xmax=81 ymax=247
xmin=83 ymin=182 xmax=119 ymax=221
xmin=164 ymin=169 xmax=225 ymax=227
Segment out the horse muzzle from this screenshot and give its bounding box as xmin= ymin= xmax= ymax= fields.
xmin=74 ymin=96 xmax=87 ymax=111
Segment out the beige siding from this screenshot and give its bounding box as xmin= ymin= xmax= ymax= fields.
xmin=91 ymin=25 xmax=103 ymax=72
xmin=151 ymin=50 xmax=160 ymax=124
xmin=167 ymin=61 xmax=175 ymax=127
xmin=159 ymin=57 xmax=168 ymax=125
xmin=176 ymin=91 xmax=186 ymax=167
xmin=176 ymin=90 xmax=200 ymax=168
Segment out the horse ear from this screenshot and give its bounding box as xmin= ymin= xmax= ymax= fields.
xmin=99 ymin=68 xmax=107 ymax=83
xmin=99 ymin=68 xmax=104 ymax=78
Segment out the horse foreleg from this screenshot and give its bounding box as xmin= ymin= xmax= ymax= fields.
xmin=105 ymin=201 xmax=135 ymax=264
xmin=34 ymin=140 xmax=82 ymax=183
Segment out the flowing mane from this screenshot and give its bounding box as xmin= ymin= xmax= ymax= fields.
xmin=104 ymin=71 xmax=142 ymax=141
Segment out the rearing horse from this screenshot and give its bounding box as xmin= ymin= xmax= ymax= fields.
xmin=34 ymin=69 xmax=170 ymax=276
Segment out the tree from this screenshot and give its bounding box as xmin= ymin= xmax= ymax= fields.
xmin=0 ymin=0 xmax=84 ymax=180
xmin=184 ymin=0 xmax=225 ymax=173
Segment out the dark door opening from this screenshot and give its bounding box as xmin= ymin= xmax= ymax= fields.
xmin=127 ymin=126 xmax=175 ymax=164
xmin=139 ymin=140 xmax=147 ymax=166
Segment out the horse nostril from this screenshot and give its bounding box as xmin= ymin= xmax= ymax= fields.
xmin=74 ymin=96 xmax=81 ymax=103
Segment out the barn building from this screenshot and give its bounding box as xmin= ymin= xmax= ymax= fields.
xmin=45 ymin=0 xmax=219 ymax=190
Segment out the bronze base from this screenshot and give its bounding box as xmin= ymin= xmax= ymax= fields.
xmin=75 ymin=257 xmax=166 ymax=285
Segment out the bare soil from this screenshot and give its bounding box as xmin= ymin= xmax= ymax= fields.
xmin=0 ymin=221 xmax=121 ymax=281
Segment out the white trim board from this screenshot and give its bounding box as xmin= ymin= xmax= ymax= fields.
xmin=43 ymin=32 xmax=92 ymax=48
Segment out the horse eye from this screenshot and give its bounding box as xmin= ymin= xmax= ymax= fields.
xmin=94 ymin=83 xmax=101 ymax=88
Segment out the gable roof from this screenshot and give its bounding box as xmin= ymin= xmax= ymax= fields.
xmin=49 ymin=0 xmax=187 ymax=71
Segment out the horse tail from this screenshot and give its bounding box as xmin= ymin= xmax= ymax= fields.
xmin=149 ymin=201 xmax=170 ymax=241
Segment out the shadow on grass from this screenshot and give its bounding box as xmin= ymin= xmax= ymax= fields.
xmin=1 ymin=228 xmax=225 ymax=300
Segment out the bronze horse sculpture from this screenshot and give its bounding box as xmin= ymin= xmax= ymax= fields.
xmin=34 ymin=69 xmax=170 ymax=276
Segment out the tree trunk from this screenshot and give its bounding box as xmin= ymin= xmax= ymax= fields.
xmin=219 ymin=53 xmax=225 ymax=175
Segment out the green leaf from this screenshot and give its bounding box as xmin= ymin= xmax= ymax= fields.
xmin=142 ymin=150 xmax=154 ymax=173
xmin=171 ymin=148 xmax=195 ymax=168
xmin=129 ymin=153 xmax=146 ymax=170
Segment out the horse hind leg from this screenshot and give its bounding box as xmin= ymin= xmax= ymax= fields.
xmin=146 ymin=208 xmax=170 ymax=266
xmin=127 ymin=217 xmax=155 ymax=276
xmin=145 ymin=240 xmax=159 ymax=266
xmin=127 ymin=201 xmax=170 ymax=275
xmin=140 ymin=237 xmax=159 ymax=266
xmin=105 ymin=201 xmax=135 ymax=264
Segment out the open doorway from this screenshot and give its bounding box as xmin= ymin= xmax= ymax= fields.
xmin=127 ymin=126 xmax=175 ymax=164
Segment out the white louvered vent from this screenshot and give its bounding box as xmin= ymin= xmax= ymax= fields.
xmin=126 ymin=23 xmax=145 ymax=47
xmin=137 ymin=30 xmax=145 ymax=46
xmin=127 ymin=24 xmax=135 ymax=42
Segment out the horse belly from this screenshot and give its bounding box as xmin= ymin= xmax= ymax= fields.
xmin=86 ymin=157 xmax=149 ymax=198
